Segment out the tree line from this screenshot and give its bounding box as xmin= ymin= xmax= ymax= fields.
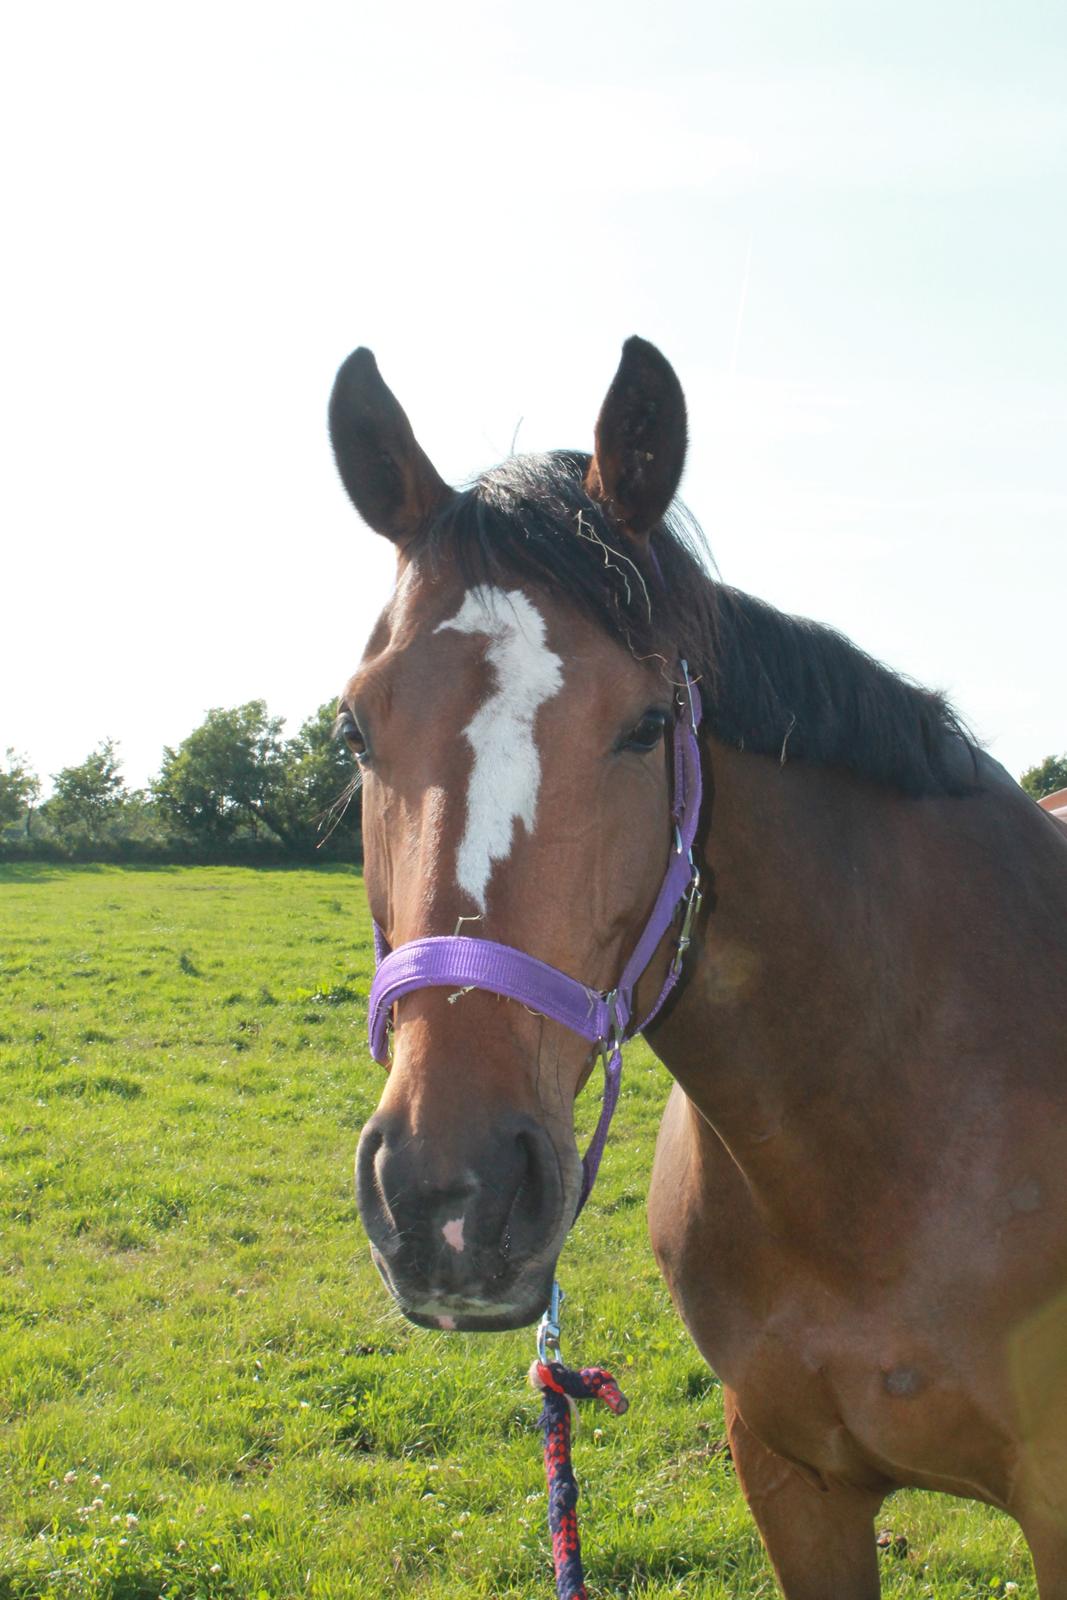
xmin=2 ymin=723 xmax=1064 ymax=867
xmin=0 ymin=701 xmax=361 ymax=864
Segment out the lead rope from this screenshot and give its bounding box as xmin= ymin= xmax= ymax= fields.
xmin=529 ymin=1285 xmax=629 ymax=1600
xmin=523 ymin=663 xmax=702 ymax=1596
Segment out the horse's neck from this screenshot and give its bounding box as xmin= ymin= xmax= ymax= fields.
xmin=649 ymin=736 xmax=1056 ymax=1210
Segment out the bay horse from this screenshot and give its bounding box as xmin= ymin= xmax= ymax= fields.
xmin=330 ymin=337 xmax=1067 ymax=1598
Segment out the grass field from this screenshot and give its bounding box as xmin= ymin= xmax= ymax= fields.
xmin=0 ymin=865 xmax=1035 ymax=1598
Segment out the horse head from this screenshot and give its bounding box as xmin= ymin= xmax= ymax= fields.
xmin=330 ymin=338 xmax=699 ymax=1331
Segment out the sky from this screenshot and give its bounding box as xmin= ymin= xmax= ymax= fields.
xmin=2 ymin=0 xmax=1065 ymax=792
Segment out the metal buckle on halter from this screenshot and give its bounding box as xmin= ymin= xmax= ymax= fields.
xmin=678 ymin=657 xmax=699 ymax=733
xmin=671 ymin=860 xmax=703 ymax=977
xmin=596 ymin=988 xmax=625 ymax=1069
xmin=537 ymin=1279 xmax=564 ymax=1365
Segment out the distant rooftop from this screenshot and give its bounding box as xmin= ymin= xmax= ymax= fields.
xmin=1038 ymin=787 xmax=1067 ymax=823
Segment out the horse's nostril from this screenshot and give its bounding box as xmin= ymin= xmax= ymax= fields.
xmin=355 ymin=1119 xmax=400 ymax=1252
xmin=498 ymin=1136 xmax=532 ymax=1261
xmin=360 ymin=1124 xmax=383 ymax=1164
xmin=502 ymin=1124 xmax=557 ymax=1261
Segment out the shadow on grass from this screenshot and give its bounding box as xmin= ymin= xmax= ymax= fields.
xmin=489 ymin=1538 xmax=759 ymax=1599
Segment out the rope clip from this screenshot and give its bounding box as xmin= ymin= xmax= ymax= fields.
xmin=536 ymin=1279 xmax=564 ymax=1366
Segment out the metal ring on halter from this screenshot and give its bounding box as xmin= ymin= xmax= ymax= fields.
xmin=671 ymin=862 xmax=703 ymax=978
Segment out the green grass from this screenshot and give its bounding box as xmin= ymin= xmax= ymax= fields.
xmin=0 ymin=865 xmax=1034 ymax=1598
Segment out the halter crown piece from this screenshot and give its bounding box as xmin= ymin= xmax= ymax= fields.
xmin=367 ymin=660 xmax=703 ymax=1215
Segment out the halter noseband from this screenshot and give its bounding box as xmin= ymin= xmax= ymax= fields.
xmin=367 ymin=662 xmax=703 ymax=1215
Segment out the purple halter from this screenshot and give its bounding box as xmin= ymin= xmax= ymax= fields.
xmin=367 ymin=662 xmax=703 ymax=1215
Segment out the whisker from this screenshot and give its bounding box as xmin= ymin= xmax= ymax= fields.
xmin=315 ymin=772 xmax=364 ymax=849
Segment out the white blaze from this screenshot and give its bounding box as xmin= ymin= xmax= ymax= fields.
xmin=436 ymin=588 xmax=564 ymax=912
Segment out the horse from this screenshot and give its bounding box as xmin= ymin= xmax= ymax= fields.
xmin=329 ymin=336 xmax=1067 ymax=1599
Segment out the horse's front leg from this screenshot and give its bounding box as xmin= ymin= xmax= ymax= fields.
xmin=725 ymin=1388 xmax=886 ymax=1600
xmin=1023 ymin=1518 xmax=1067 ymax=1600
xmin=649 ymin=1086 xmax=886 ymax=1600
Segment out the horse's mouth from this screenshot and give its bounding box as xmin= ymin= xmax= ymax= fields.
xmin=371 ymin=1247 xmax=552 ymax=1332
xmin=404 ymin=1300 xmax=539 ymax=1333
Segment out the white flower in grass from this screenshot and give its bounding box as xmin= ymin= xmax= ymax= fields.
xmin=63 ymin=1471 xmax=77 ymax=1484
xmin=125 ymin=1513 xmax=138 ymax=1527
xmin=210 ymin=1563 xmax=222 ymax=1574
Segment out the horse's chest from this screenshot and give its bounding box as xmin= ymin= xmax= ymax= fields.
xmin=720 ymin=1300 xmax=1013 ymax=1503
xmin=648 ymin=1104 xmax=1016 ymax=1500
xmin=727 ymin=1309 xmax=939 ymax=1482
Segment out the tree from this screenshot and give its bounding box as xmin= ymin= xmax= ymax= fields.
xmin=44 ymin=740 xmax=126 ymax=842
xmin=0 ymin=749 xmax=40 ymax=834
xmin=1020 ymin=752 xmax=1067 ymax=802
xmin=154 ymin=701 xmax=287 ymax=843
xmin=273 ymin=701 xmax=363 ymax=857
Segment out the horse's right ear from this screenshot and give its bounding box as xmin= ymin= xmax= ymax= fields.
xmin=328 ymin=348 xmax=452 ymax=546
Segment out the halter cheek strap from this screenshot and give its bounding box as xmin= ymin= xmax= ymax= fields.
xmin=367 ymin=662 xmax=703 ymax=1215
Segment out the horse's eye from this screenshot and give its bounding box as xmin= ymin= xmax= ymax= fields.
xmin=335 ymin=713 xmax=368 ymax=763
xmin=620 ymin=709 xmax=668 ymax=753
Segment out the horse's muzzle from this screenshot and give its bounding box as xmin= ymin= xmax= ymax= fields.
xmin=355 ymin=1110 xmax=565 ymax=1330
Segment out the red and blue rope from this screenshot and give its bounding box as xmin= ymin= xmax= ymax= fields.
xmin=530 ymin=1359 xmax=629 ymax=1600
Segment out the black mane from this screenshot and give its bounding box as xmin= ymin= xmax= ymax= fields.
xmin=417 ymin=451 xmax=977 ymax=797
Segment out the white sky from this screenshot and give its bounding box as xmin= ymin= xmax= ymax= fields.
xmin=2 ymin=0 xmax=1064 ymax=792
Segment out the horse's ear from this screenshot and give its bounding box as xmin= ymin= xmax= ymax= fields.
xmin=585 ymin=336 xmax=687 ymax=545
xmin=328 ymin=348 xmax=452 ymax=546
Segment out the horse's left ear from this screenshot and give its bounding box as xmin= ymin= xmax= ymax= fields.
xmin=585 ymin=336 xmax=688 ymax=545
